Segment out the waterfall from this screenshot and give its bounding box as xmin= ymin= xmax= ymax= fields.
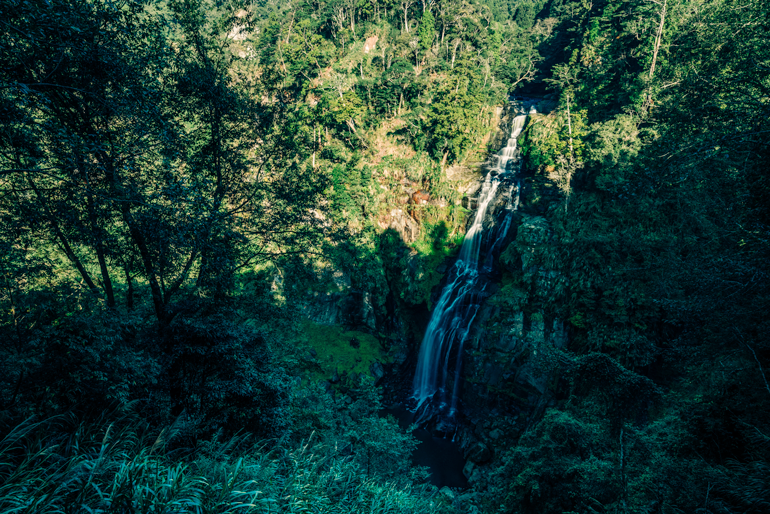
xmin=411 ymin=106 xmax=532 ymax=423
xmin=493 ymin=114 xmax=528 ymax=174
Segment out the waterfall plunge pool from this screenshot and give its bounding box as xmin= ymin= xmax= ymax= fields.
xmin=382 ymin=405 xmax=469 ymax=488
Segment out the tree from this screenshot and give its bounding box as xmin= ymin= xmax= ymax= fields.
xmin=425 ymin=68 xmax=489 ymax=167
xmin=418 ymin=8 xmax=436 ymax=54
xmin=0 ymin=0 xmax=329 ymax=332
xmin=647 ymin=0 xmax=667 ymax=80
xmin=399 ymin=0 xmax=416 ymax=32
xmin=544 ymin=64 xmax=583 ymax=212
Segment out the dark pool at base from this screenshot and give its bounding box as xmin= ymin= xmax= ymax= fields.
xmin=382 ymin=406 xmax=469 ymax=489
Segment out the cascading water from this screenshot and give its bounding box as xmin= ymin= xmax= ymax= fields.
xmin=411 ymin=104 xmax=533 ymax=425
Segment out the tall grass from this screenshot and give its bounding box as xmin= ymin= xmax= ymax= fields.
xmin=0 ymin=410 xmax=439 ymax=513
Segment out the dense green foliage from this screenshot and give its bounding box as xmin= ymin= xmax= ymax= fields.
xmin=1 ymin=0 xmax=769 ymax=512
xmin=0 ymin=405 xmax=435 ymax=513
xmin=484 ymin=0 xmax=770 ymax=512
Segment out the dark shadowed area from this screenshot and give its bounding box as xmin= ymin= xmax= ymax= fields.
xmin=384 ymin=406 xmax=469 ymax=488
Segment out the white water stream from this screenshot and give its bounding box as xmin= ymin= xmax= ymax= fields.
xmin=411 ymin=107 xmax=532 ymax=422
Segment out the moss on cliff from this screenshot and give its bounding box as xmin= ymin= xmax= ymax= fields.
xmin=301 ymin=319 xmax=389 ymax=383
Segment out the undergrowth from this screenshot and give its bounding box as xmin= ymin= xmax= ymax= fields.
xmin=0 ymin=408 xmax=439 ymax=513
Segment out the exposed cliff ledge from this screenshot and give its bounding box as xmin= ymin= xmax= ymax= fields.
xmin=452 ymin=211 xmax=569 ymax=488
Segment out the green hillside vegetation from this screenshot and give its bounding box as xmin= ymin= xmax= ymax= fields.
xmin=301 ymin=319 xmax=388 ymax=382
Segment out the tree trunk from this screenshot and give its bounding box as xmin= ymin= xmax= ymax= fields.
xmin=125 ymin=266 xmax=134 ymax=311
xmin=563 ymin=92 xmax=575 ymax=214
xmin=121 ymin=201 xmax=167 ymax=328
xmin=27 ymin=175 xmax=100 ymax=295
xmin=649 ymin=0 xmax=667 ymax=79
xmin=566 ymin=92 xmax=574 ymax=162
xmin=80 ymin=160 xmax=115 ymax=309
xmin=92 ymin=228 xmax=115 ymax=309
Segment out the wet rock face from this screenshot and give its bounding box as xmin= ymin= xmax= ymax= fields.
xmin=446 ymin=205 xmax=569 ymax=478
xmin=361 ymin=292 xmax=377 ymax=330
xmin=461 ymin=309 xmax=567 ymax=421
xmin=301 ymin=287 xmax=379 ymax=331
xmin=302 ymin=292 xmax=342 ymax=325
xmin=446 ymin=165 xmax=484 ymax=199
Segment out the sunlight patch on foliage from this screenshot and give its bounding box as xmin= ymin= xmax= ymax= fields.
xmin=301 ymin=319 xmax=388 ymax=382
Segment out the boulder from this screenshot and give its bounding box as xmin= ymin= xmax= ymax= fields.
xmin=388 ymin=208 xmax=420 ymax=243
xmin=463 ymin=460 xmax=476 ymax=479
xmin=361 ymin=292 xmax=377 ymax=330
xmin=332 ymin=270 xmax=351 ymax=290
xmin=411 ymin=190 xmax=430 ymax=205
xmin=466 ymin=441 xmax=492 ymax=463
xmin=369 ymin=361 xmax=385 ymax=384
